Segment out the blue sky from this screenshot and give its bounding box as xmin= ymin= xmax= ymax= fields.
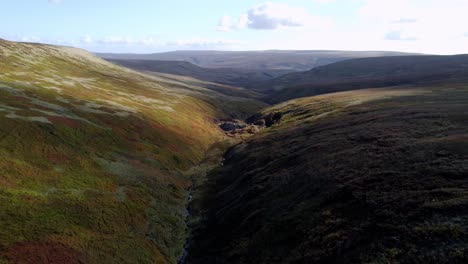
xmin=2 ymin=0 xmax=468 ymax=54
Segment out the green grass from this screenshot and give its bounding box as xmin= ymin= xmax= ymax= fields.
xmin=0 ymin=39 xmax=263 ymax=263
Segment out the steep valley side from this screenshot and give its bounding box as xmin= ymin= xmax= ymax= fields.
xmin=0 ymin=39 xmax=265 ymax=264
xmin=188 ymin=86 xmax=468 ymax=263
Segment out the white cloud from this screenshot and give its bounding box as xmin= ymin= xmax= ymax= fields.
xmin=12 ymin=0 xmax=468 ymax=54
xmin=359 ymin=0 xmax=468 ymax=37
xmin=80 ymin=35 xmax=92 ymax=44
xmin=166 ymin=38 xmax=243 ymax=48
xmin=237 ymin=14 xmax=249 ymax=29
xmin=20 ymin=36 xmax=42 ymax=43
xmin=95 ymin=36 xmax=162 ymax=47
xmin=98 ymin=36 xmax=134 ymax=45
xmin=247 ymin=2 xmax=308 ymax=29
xmin=355 ymin=0 xmax=468 ymax=53
xmin=3 ymin=34 xmax=242 ymax=51
xmin=216 ymin=15 xmax=232 ymax=32
xmin=48 ymin=0 xmax=62 ymax=4
xmin=312 ymin=0 xmax=336 ymax=3
xmin=384 ymin=31 xmax=417 ymax=41
xmin=217 ymin=2 xmax=331 ymax=31
xmin=359 ymin=0 xmax=417 ymax=22
xmin=391 ymin=18 xmax=418 ymax=24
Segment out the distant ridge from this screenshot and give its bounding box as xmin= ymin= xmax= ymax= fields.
xmin=259 ymin=54 xmax=468 ymax=102
xmin=107 ymin=59 xmax=292 ymax=88
xmin=97 ymin=50 xmax=421 ymax=71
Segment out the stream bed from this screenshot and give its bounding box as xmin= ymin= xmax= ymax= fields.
xmin=178 ymin=191 xmax=193 ymax=264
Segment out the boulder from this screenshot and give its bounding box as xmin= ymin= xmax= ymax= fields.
xmin=220 ymin=122 xmax=237 ymax=131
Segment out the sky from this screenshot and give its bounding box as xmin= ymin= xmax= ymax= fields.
xmin=2 ymin=0 xmax=468 ymax=54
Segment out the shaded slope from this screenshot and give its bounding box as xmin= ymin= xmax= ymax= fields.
xmin=262 ymin=54 xmax=468 ymax=102
xmin=190 ymin=86 xmax=468 ymax=263
xmin=0 ymin=39 xmax=264 ymax=264
xmin=107 ymin=59 xmax=291 ymax=89
xmin=98 ymin=50 xmax=418 ymax=71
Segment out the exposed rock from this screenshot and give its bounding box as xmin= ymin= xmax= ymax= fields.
xmin=217 ymin=118 xmax=264 ymax=138
xmin=246 ymin=111 xmax=283 ymax=127
xmin=253 ymin=119 xmax=266 ymax=127
xmin=264 ymin=112 xmax=283 ymax=127
xmin=219 ymin=122 xmax=237 ymax=131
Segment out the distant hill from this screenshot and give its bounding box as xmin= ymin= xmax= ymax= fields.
xmin=262 ymin=54 xmax=468 ymax=102
xmin=107 ymin=59 xmax=291 ymax=88
xmin=98 ymin=50 xmax=419 ymax=71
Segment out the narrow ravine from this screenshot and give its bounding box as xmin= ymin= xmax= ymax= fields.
xmin=178 ymin=190 xmax=193 ymax=264
xmin=177 ymin=120 xmax=264 ymax=263
xmin=176 ymin=140 xmax=234 ymax=264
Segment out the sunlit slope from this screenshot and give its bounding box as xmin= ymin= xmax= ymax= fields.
xmin=190 ymin=86 xmax=468 ymax=263
xmin=0 ymin=39 xmax=259 ymax=263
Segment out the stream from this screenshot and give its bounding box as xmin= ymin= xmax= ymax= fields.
xmin=178 ymin=191 xmax=193 ymax=264
xmin=176 ymin=140 xmax=233 ymax=264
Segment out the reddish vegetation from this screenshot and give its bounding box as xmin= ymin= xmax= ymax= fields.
xmin=4 ymin=241 xmax=86 ymax=264
xmin=47 ymin=153 xmax=70 ymax=164
xmin=0 ymin=177 xmax=15 ymax=188
xmin=12 ymin=96 xmax=29 ymax=102
xmin=47 ymin=116 xmax=82 ymax=129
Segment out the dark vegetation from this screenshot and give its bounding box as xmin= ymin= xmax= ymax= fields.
xmin=189 ymin=86 xmax=468 ymax=263
xmin=260 ymin=54 xmax=468 ymax=102
xmin=107 ymin=59 xmax=291 ymax=89
xmin=98 ymin=50 xmax=417 ymax=71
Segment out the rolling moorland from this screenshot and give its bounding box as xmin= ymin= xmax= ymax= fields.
xmin=257 ymin=54 xmax=468 ymax=102
xmin=98 ymin=50 xmax=417 ymax=71
xmin=106 ymin=59 xmax=291 ymax=89
xmin=1 ymin=38 xmax=468 ymax=264
xmin=0 ymin=38 xmax=265 ymax=264
xmin=189 ymin=85 xmax=468 ymax=263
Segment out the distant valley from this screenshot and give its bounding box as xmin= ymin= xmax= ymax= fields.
xmin=106 ymin=59 xmax=291 ymax=89
xmin=99 ymin=50 xmax=422 ymax=98
xmin=98 ymin=50 xmax=418 ymax=71
xmin=259 ymin=54 xmax=468 ymax=102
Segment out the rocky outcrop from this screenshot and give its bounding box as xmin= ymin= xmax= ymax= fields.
xmin=217 ymin=119 xmax=263 ymax=138
xmin=245 ymin=111 xmax=283 ymax=128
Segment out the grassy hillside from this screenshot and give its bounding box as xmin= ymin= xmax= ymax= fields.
xmin=98 ymin=50 xmax=418 ymax=71
xmin=189 ymin=85 xmax=468 ymax=263
xmin=0 ymin=39 xmax=264 ymax=264
xmin=107 ymin=59 xmax=291 ymax=89
xmin=261 ymin=54 xmax=468 ymax=102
